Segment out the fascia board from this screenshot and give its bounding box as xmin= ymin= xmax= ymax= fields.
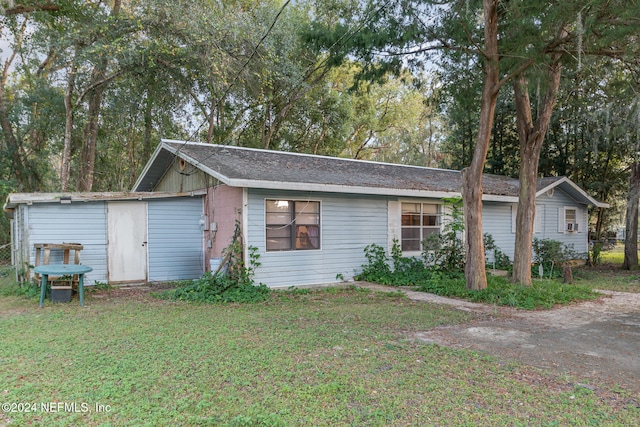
xmin=224 ymin=178 xmax=519 ymax=202
xmin=132 ymin=142 xmax=166 ymax=191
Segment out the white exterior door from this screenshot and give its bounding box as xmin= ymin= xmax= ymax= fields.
xmin=107 ymin=202 xmax=148 ymax=282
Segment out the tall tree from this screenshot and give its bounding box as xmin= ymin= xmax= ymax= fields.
xmin=459 ymin=0 xmax=499 ymax=290
xmin=511 ymin=29 xmax=566 ymax=286
xmin=508 ymin=1 xmax=640 ymax=282
xmin=623 ymin=161 xmax=640 ymax=270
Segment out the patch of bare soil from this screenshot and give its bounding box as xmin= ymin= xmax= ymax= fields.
xmin=357 ymin=282 xmax=640 ymax=399
xmin=89 ymin=282 xmax=176 ymax=303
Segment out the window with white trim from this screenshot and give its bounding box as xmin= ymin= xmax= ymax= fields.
xmin=266 ymin=200 xmax=320 ymax=251
xmin=558 ymin=206 xmax=580 ymax=233
xmin=401 ymin=202 xmax=441 ymax=251
xmin=565 ymin=208 xmax=577 ymax=232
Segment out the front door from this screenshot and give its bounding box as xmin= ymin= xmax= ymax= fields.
xmin=107 ymin=202 xmax=148 ymax=282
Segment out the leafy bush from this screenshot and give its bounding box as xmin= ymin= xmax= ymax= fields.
xmin=357 ymin=241 xmax=432 ymax=286
xmin=161 ymin=244 xmax=270 ymax=304
xmin=358 ymin=243 xmax=393 ymax=283
xmin=532 ymin=238 xmax=584 ymax=279
xmin=533 ymin=238 xmax=582 ymax=266
xmin=484 ymin=233 xmax=512 ymax=270
xmin=590 ymin=242 xmax=603 ymax=265
xmin=0 ymin=279 xmax=41 ymax=299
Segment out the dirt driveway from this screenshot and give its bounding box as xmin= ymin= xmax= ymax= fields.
xmin=357 ymin=283 xmax=640 ymax=394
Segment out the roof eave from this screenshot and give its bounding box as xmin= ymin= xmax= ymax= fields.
xmin=132 ymin=142 xmax=167 ymax=191
xmin=4 ymin=191 xmax=207 ymax=211
xmin=224 ymin=178 xmax=519 ymax=201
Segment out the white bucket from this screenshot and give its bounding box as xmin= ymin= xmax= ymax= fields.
xmin=209 ymin=258 xmax=226 ymax=275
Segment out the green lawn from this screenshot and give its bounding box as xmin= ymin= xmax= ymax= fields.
xmin=573 ymin=244 xmax=640 ymax=293
xmin=1 ymin=281 xmax=638 ymax=426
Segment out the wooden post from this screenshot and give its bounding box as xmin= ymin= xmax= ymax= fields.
xmin=562 ymin=264 xmax=573 ymax=284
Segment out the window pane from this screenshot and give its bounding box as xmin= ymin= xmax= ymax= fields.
xmin=266 ymin=212 xmax=291 ymax=224
xmin=296 ymin=225 xmax=320 ymax=249
xmin=565 ymin=209 xmax=576 ymax=222
xmin=266 ymin=225 xmax=292 ymax=251
xmin=402 ymin=228 xmax=421 ymax=251
xmin=296 ymin=213 xmax=319 ymax=225
xmin=423 ymin=214 xmax=438 ymax=226
xmin=402 ymin=203 xmax=421 ymax=214
xmin=402 ymin=228 xmax=420 ymax=239
xmin=295 ymin=201 xmax=319 ymax=215
xmin=402 ymin=239 xmax=420 ymax=251
xmin=402 ymin=214 xmax=421 ymax=226
xmin=295 ymin=202 xmax=319 ymax=225
xmin=267 ymin=200 xmax=293 ymax=229
xmin=422 ymin=204 xmax=438 ymax=214
xmin=266 ymin=200 xmax=292 ymax=217
xmin=423 ymin=227 xmax=440 ymax=238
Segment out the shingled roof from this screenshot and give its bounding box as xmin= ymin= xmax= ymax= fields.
xmin=133 ymin=140 xmax=607 ymax=207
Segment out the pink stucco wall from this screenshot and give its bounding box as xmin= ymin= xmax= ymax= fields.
xmin=204 ymin=185 xmax=243 ymax=270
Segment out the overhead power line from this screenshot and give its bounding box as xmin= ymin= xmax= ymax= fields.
xmin=172 ymin=0 xmax=394 ymax=176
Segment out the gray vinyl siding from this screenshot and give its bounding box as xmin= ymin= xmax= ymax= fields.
xmin=483 ymin=190 xmax=589 ymax=264
xmin=18 ymin=196 xmax=205 ymax=285
xmin=147 ymin=197 xmax=204 ymax=281
xmin=536 ymin=190 xmax=589 ymax=256
xmin=247 ymin=189 xmax=388 ymax=287
xmin=482 ymin=202 xmax=515 ymax=261
xmin=26 ymin=202 xmax=108 ymax=285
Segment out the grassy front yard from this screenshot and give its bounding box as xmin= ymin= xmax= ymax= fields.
xmin=1 ymin=278 xmax=638 ymax=426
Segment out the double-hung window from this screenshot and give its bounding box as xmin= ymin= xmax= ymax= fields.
xmin=565 ymin=208 xmax=577 ymax=232
xmin=401 ymin=202 xmax=441 ymax=251
xmin=266 ymin=200 xmax=320 ymax=251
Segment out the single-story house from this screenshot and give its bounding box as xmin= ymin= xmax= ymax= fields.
xmin=3 ymin=192 xmax=206 ymax=285
xmin=125 ymin=139 xmax=607 ymax=288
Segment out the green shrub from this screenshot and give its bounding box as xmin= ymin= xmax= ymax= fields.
xmin=357 ymin=241 xmax=432 ymax=286
xmin=484 ymin=233 xmax=512 ymax=270
xmin=161 ymin=243 xmax=270 ymax=304
xmin=0 ymin=279 xmax=41 ymax=299
xmin=358 ymin=243 xmax=393 ymax=283
xmin=532 ymin=238 xmax=584 ymax=279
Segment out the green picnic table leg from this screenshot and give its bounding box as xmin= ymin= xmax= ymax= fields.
xmin=39 ymin=274 xmax=47 ymax=308
xmin=79 ymin=274 xmax=84 ymax=307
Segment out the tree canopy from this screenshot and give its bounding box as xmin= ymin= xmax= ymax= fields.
xmin=2 ymin=0 xmax=640 ymax=275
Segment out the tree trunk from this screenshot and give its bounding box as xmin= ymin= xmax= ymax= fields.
xmin=461 ymin=0 xmax=499 ymax=291
xmin=143 ymin=91 xmax=154 ymax=161
xmin=0 ymin=23 xmax=30 ymax=190
xmin=61 ymin=59 xmax=77 ymax=192
xmin=511 ymin=52 xmax=564 ymax=286
xmin=78 ymin=84 xmax=104 ymax=191
xmin=77 ymin=0 xmax=121 ymax=191
xmin=562 ymin=264 xmax=574 ymax=284
xmin=622 ymin=161 xmax=640 ymax=270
